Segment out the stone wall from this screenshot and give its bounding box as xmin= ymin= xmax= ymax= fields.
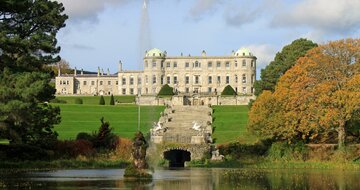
xmin=138 ymin=95 xmax=255 ymax=106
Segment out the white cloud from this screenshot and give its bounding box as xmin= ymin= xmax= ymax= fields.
xmin=272 ymin=0 xmax=360 ymax=34
xmin=245 ymin=44 xmax=276 ymax=69
xmin=188 ymin=0 xmax=224 ymax=20
xmin=56 ymin=0 xmax=131 ymax=22
xmin=224 ymin=0 xmax=281 ymax=27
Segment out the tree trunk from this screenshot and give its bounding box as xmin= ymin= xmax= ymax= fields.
xmin=337 ymin=122 xmax=346 ymax=149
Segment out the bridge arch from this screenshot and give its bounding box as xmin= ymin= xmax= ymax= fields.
xmin=163 ymin=148 xmax=191 ymax=167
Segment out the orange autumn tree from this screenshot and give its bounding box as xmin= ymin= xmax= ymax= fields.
xmin=248 ymin=39 xmax=360 ymax=148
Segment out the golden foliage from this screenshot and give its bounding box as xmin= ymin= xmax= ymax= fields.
xmin=248 ymin=38 xmax=360 ymax=145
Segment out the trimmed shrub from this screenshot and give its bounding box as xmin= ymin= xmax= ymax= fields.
xmin=158 ymin=84 xmax=174 ymax=96
xmin=49 ymin=98 xmax=67 ymax=104
xmin=76 ymin=132 xmax=94 ymax=142
xmin=110 ymin=94 xmax=115 ymax=105
xmin=99 ymin=95 xmax=105 ymax=105
xmin=74 ymin=98 xmax=83 ymax=104
xmin=221 ymin=85 xmax=236 ymax=95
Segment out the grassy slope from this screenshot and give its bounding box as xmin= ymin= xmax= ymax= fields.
xmin=53 ymin=104 xmax=164 ymax=140
xmin=212 ymin=105 xmax=257 ymax=144
xmin=56 ymin=95 xmax=135 ymax=104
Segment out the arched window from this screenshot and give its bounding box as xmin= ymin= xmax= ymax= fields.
xmin=242 ymin=60 xmax=246 ymax=67
xmin=235 ymin=75 xmax=238 ymax=83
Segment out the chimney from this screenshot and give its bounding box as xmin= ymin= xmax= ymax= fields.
xmin=74 ymin=67 xmax=77 ymax=76
xmin=97 ymin=67 xmax=100 ymax=76
xmin=107 ymin=68 xmax=110 ymax=75
xmin=118 ymin=60 xmax=123 ymax=72
xmin=81 ymin=68 xmax=83 ymax=75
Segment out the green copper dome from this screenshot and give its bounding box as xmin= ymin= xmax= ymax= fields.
xmin=146 ymin=48 xmax=165 ymax=57
xmin=235 ymin=48 xmax=253 ymax=56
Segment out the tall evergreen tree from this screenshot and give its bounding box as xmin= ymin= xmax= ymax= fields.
xmin=99 ymin=95 xmax=105 ymax=105
xmin=0 ymin=0 xmax=67 ymax=147
xmin=254 ymin=38 xmax=317 ymax=96
xmin=109 ymin=94 xmax=115 ymax=105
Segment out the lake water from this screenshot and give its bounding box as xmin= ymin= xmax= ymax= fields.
xmin=1 ymin=168 xmax=359 ymax=189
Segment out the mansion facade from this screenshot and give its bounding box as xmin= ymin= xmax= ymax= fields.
xmin=55 ymin=48 xmax=257 ymax=96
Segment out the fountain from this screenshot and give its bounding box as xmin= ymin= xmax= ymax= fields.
xmin=124 ymin=0 xmax=153 ymax=176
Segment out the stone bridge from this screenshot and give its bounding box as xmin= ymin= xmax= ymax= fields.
xmin=149 ymin=105 xmax=213 ymax=167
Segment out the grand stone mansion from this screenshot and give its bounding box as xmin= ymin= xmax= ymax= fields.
xmin=55 ymin=48 xmax=256 ymax=97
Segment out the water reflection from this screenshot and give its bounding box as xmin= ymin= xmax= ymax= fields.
xmin=0 ymin=168 xmax=359 ymax=189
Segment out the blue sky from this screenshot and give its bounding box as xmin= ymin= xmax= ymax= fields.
xmin=56 ymin=0 xmax=360 ymax=76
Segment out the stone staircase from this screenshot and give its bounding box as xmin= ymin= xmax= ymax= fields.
xmin=150 ymin=105 xmax=213 ymax=144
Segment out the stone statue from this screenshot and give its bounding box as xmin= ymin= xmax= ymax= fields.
xmin=124 ymin=131 xmax=152 ymax=179
xmin=132 ymin=131 xmax=149 ymax=169
xmin=191 ymin=121 xmax=202 ymax=131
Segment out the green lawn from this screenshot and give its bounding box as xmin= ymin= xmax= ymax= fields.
xmin=55 ymin=95 xmax=135 ymax=105
xmin=52 ymin=104 xmax=164 ymax=140
xmin=212 ymin=105 xmax=257 ymax=144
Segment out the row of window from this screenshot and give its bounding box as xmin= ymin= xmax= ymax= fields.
xmin=145 ymin=60 xmax=255 ymax=68
xmin=59 ymin=80 xmax=70 ymax=85
xmin=120 ymin=74 xmax=254 ymax=85
xmin=120 ymin=86 xmax=254 ymax=95
xmin=77 ymin=80 xmax=119 ymax=86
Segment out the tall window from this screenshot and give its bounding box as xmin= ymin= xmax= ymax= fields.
xmin=195 ymin=75 xmax=199 ymax=84
xmin=217 ymin=76 xmax=221 ymax=84
xmin=161 ymin=76 xmax=164 ymax=84
xmin=251 ymin=60 xmax=255 ymax=67
xmin=216 ymin=61 xmax=221 ymax=68
xmin=242 ymin=60 xmax=246 ymax=67
xmin=83 ymin=81 xmax=87 ymax=85
xmin=242 ymin=74 xmax=246 ymax=83
xmin=235 ymin=60 xmax=238 ymax=67
xmin=167 ymin=76 xmax=171 ymax=84
xmin=152 ymin=61 xmax=156 ymax=68
xmin=251 ymin=74 xmax=254 ymax=84
xmin=122 ymin=77 xmax=126 ymax=85
xmin=185 ymin=87 xmax=189 ymax=93
xmin=130 ymin=77 xmax=134 ymax=85
xmin=226 ymin=76 xmax=230 ymax=84
xmin=138 ymin=77 xmax=142 ymax=85
xmin=242 ymin=87 xmax=246 ymax=94
xmin=152 ymin=75 xmax=156 ymax=84
xmin=185 ymin=62 xmax=189 ymax=68
xmin=208 ymin=76 xmax=212 ymax=84
xmin=166 ymin=62 xmax=170 ymax=67
xmin=100 ymin=81 xmax=103 ymax=85
xmin=91 ymin=81 xmax=95 ymax=85
xmin=116 ymin=81 xmax=119 ymax=85
xmin=185 ymin=76 xmax=189 ymax=84
xmin=173 ymin=76 xmax=178 ymax=84
xmin=122 ymin=88 xmax=126 ymax=95
xmin=173 ymin=62 xmax=177 ymax=68
xmin=235 ymin=75 xmax=238 ymax=83
xmin=208 ymin=87 xmax=212 ymax=93
xmin=208 ymin=61 xmax=212 ymax=68
xmin=225 ymin=62 xmax=230 ymax=68
xmin=108 ymin=81 xmax=111 ymax=85
xmin=130 ymin=88 xmax=134 ymax=95
xmin=145 ymin=75 xmax=148 ymax=84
